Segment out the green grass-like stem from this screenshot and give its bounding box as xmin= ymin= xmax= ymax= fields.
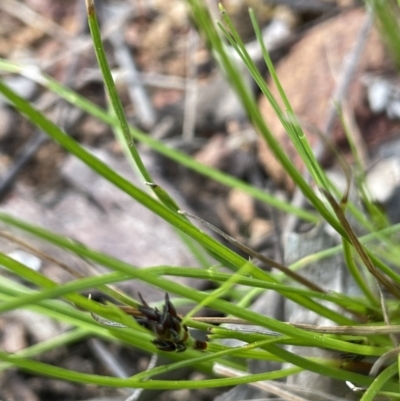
xmin=85 ymin=0 xmax=152 ymax=184
xmin=359 ymin=363 xmax=398 ymax=401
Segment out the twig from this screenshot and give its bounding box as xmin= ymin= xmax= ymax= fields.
xmin=0 ymin=231 xmax=86 ymax=279
xmin=205 ymin=318 xmax=400 ymax=336
xmin=88 ymin=337 xmax=152 ymax=400
xmin=213 ymin=363 xmax=350 ymax=401
xmin=124 ymin=354 xmax=158 ymax=401
xmin=214 ymin=363 xmax=309 ymax=401
xmin=323 ymin=11 xmax=374 ymax=145
xmin=182 ymin=28 xmax=199 ymax=141
xmin=150 ymin=116 xmax=175 ymax=141
xmin=0 ymin=230 xmax=134 ymax=306
xmin=0 ymin=2 xmax=87 ymax=199
xmin=0 ymin=0 xmax=73 ymax=43
xmin=0 ymin=133 xmax=47 ymax=201
xmin=105 ymin=4 xmax=156 ymax=129
xmin=38 ymin=7 xmax=135 ymax=72
xmin=89 ymin=338 xmax=131 ymax=378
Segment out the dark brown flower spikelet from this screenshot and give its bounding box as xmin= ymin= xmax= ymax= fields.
xmin=88 ymin=291 xmax=208 ymax=352
xmin=135 ymin=292 xmax=191 ymax=352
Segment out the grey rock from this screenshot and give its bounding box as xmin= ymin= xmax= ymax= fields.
xmin=283 ymin=224 xmax=356 ymax=400
xmin=0 ymin=148 xmax=206 ymax=300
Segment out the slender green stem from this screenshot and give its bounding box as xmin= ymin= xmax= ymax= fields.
xmin=0 ymin=350 xmax=319 ymax=389
xmin=248 ymin=9 xmax=329 ymax=191
xmin=0 ymin=328 xmax=89 ymax=372
xmin=85 ymin=0 xmax=152 ymax=184
xmin=360 ymin=363 xmax=398 ymax=401
xmin=342 ymin=239 xmax=378 ymax=306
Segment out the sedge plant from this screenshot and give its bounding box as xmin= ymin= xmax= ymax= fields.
xmin=0 ymin=0 xmax=399 ymax=399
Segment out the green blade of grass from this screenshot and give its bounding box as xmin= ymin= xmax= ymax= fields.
xmin=85 ymin=0 xmax=152 ymax=185
xmin=288 ymin=222 xmax=400 ymax=271
xmin=342 ymin=239 xmax=378 ymax=306
xmin=131 ymin=337 xmax=297 ymax=381
xmin=360 ymin=362 xmax=398 ymax=401
xmin=248 ymin=9 xmax=329 ymax=191
xmin=0 ymin=339 xmax=396 ymax=391
xmin=370 ymin=0 xmax=400 ymax=68
xmin=142 ymin=265 xmax=376 ymax=313
xmin=0 ymin=328 xmax=89 ymax=372
xmin=0 ymin=267 xmax=129 ymax=315
xmin=0 ymin=349 xmax=310 ymax=389
xmin=0 ymin=252 xmax=143 ymax=330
